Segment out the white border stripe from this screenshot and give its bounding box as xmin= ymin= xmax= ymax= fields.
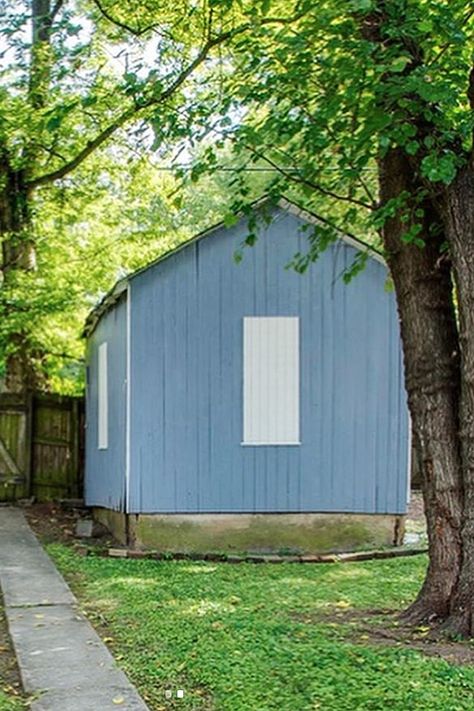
xmin=98 ymin=342 xmax=108 ymax=450
xmin=125 ymin=284 xmax=131 ymax=513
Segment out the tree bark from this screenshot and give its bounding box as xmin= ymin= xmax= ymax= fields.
xmin=379 ymin=148 xmax=463 ymax=622
xmin=439 ymin=166 xmax=474 ymax=636
xmin=0 ymin=0 xmax=53 ymax=392
xmin=0 ymin=155 xmax=39 ymax=393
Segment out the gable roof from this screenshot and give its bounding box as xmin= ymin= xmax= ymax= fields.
xmin=84 ymin=196 xmax=384 ymax=338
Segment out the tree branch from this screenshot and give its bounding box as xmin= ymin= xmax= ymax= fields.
xmin=427 ymin=7 xmax=474 ymax=67
xmin=26 ymin=108 xmax=135 ymax=188
xmin=51 ymin=0 xmax=65 ymax=24
xmin=91 ymin=0 xmax=167 ymax=37
xmin=244 ymin=145 xmax=375 ymax=210
xmin=27 ymin=12 xmax=306 ymax=189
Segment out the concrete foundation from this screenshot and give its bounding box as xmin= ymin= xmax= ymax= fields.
xmin=93 ymin=508 xmax=405 ymax=554
xmin=93 ymin=507 xmax=128 ymax=544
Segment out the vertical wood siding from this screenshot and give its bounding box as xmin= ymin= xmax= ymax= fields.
xmin=126 ymin=209 xmax=409 ymax=514
xmin=85 ymin=295 xmax=127 ymax=510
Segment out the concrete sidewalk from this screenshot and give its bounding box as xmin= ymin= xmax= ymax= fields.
xmin=0 ymin=507 xmax=149 ymax=710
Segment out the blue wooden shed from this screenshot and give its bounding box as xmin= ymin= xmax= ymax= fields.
xmin=84 ymin=198 xmax=409 ymax=553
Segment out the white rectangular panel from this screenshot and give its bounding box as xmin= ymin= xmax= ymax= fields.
xmin=243 ymin=317 xmax=300 ymax=445
xmin=98 ymin=341 xmax=108 ymax=450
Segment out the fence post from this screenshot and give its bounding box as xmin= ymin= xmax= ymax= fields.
xmin=24 ymin=392 xmax=34 ymax=498
xmin=71 ymin=398 xmax=80 ymax=498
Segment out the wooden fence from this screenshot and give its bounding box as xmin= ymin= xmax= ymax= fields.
xmin=0 ymin=393 xmax=84 ymax=503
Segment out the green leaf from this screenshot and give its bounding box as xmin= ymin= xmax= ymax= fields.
xmin=405 ymin=141 xmax=420 ymax=156
xmin=421 ymin=153 xmax=458 ymax=184
xmin=223 ymin=213 xmax=239 ymax=228
xmin=81 ymin=95 xmax=98 ymax=108
xmin=233 ymin=249 xmax=243 ymax=264
xmin=46 ymin=115 xmax=62 ymax=132
xmin=350 ymin=0 xmax=373 ymax=10
xmin=389 ymin=56 xmax=411 ymax=73
xmin=417 ymin=19 xmax=433 ymax=32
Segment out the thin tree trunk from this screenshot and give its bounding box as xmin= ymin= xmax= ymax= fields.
xmin=440 ymin=166 xmax=474 ymax=636
xmin=380 ymin=148 xmax=463 ymax=622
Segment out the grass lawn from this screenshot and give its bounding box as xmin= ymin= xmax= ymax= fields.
xmin=0 ymin=692 xmax=24 ymax=711
xmin=48 ymin=545 xmax=474 ymax=711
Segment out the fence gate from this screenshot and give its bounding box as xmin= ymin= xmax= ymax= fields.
xmin=0 ymin=393 xmax=84 ymax=503
xmin=0 ymin=394 xmax=32 ymax=501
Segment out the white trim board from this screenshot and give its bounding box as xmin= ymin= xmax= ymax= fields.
xmin=125 ymin=285 xmax=131 ymax=512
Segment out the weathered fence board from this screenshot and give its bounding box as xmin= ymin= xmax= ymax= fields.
xmin=0 ymin=395 xmax=31 ymax=501
xmin=0 ymin=393 xmax=84 ymax=503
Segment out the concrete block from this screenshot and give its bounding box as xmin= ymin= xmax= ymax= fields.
xmin=75 ymin=518 xmax=108 ymax=538
xmin=108 ymin=548 xmax=128 ymax=558
xmin=75 ymin=519 xmax=94 ymax=538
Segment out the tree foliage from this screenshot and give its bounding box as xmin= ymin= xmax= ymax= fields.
xmin=0 ymin=0 xmax=298 ymax=390
xmin=195 ymin=0 xmax=472 ymax=251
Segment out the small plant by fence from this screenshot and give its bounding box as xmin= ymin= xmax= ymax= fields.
xmin=0 ymin=393 xmax=84 ymax=503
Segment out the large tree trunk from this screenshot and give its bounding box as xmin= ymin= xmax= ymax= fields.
xmin=0 ymin=161 xmax=39 ymax=393
xmin=379 ymin=148 xmax=463 ymax=622
xmin=0 ymin=0 xmax=53 ymax=393
xmin=440 ymin=166 xmax=474 ymax=636
xmin=0 ymin=142 xmax=40 ymax=392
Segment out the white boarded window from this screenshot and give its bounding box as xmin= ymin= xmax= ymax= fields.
xmin=98 ymin=342 xmax=108 ymax=450
xmin=243 ymin=317 xmax=300 ymax=445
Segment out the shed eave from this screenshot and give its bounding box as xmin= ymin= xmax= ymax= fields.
xmin=278 ymin=199 xmax=386 ymax=266
xmin=83 ymin=278 xmax=129 ymax=338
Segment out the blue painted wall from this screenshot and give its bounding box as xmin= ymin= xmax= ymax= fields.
xmin=85 ymin=294 xmax=127 ymax=510
xmin=126 ymin=207 xmax=408 ymax=514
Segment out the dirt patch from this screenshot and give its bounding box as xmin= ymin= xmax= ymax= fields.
xmin=24 ymin=502 xmax=117 ymax=550
xmin=291 ymin=607 xmax=396 ymax=625
xmin=359 ymin=619 xmax=474 ymax=666
xmin=24 ymin=502 xmax=78 ymax=544
xmin=291 ymin=606 xmax=474 ymax=667
xmin=0 ymin=595 xmax=27 ymax=706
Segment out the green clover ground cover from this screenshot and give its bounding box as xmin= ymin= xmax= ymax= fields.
xmin=0 ymin=693 xmax=22 ymax=711
xmin=48 ymin=546 xmax=474 ymax=711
